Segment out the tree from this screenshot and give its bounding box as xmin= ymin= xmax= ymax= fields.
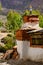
xmin=23 ymin=10 xmax=30 ymax=16
xmin=39 ymin=15 xmax=43 ymax=28
xmin=23 ymin=10 xmax=40 ymax=16
xmin=6 ymin=10 xmax=22 ymax=33
xmin=32 ymin=10 xmax=40 ymax=15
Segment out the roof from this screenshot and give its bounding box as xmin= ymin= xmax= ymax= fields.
xmin=23 ymin=15 xmax=39 ymax=22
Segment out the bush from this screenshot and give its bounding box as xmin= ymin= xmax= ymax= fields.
xmin=0 ymin=46 xmax=6 ymax=53
xmin=39 ymin=15 xmax=43 ymax=28
xmin=1 ymin=34 xmax=16 ymax=52
xmin=7 ymin=34 xmax=12 ymax=37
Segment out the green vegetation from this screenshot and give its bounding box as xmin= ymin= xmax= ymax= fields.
xmin=0 ymin=20 xmax=3 ymax=27
xmin=6 ymin=10 xmax=23 ymax=33
xmin=0 ymin=46 xmax=6 ymax=52
xmin=1 ymin=34 xmax=16 ymax=52
xmin=4 ymin=10 xmax=43 ymax=32
xmin=23 ymin=10 xmax=40 ymax=16
xmin=23 ymin=10 xmax=30 ymax=15
xmin=39 ymin=15 xmax=43 ymax=28
xmin=0 ymin=10 xmax=23 ymax=52
xmin=23 ymin=10 xmax=43 ymax=28
xmin=0 ymin=10 xmax=43 ymax=52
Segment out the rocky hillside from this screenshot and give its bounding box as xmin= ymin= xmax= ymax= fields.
xmin=31 ymin=0 xmax=43 ymax=13
xmin=0 ymin=0 xmax=32 ymax=10
xmin=0 ymin=0 xmax=43 ymax=12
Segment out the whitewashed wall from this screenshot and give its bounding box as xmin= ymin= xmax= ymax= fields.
xmin=28 ymin=47 xmax=43 ymax=62
xmin=16 ymin=40 xmax=30 ymax=59
xmin=16 ymin=40 xmax=43 ymax=62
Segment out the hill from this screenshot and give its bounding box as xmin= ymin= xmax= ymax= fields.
xmin=0 ymin=0 xmax=43 ymax=12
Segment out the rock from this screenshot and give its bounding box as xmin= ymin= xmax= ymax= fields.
xmin=0 ymin=62 xmax=10 ymax=65
xmin=13 ymin=46 xmax=17 ymax=51
xmin=16 ymin=55 xmax=19 ymax=60
xmin=12 ymin=46 xmax=19 ymax=60
xmin=3 ymin=50 xmax=13 ymax=60
xmin=12 ymin=51 xmax=18 ymax=59
xmin=2 ymin=46 xmax=19 ymax=60
xmin=0 ymin=53 xmax=4 ymax=59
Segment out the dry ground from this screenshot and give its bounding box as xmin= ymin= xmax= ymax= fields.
xmin=7 ymin=59 xmax=43 ymax=65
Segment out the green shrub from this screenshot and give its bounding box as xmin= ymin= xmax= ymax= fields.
xmin=0 ymin=46 xmax=6 ymax=53
xmin=7 ymin=34 xmax=12 ymax=37
xmin=1 ymin=34 xmax=16 ymax=52
xmin=39 ymin=15 xmax=43 ymax=28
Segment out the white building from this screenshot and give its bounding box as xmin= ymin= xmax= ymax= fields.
xmin=16 ymin=15 xmax=43 ymax=62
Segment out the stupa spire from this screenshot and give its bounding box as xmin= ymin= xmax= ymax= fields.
xmin=29 ymin=5 xmax=32 ymax=15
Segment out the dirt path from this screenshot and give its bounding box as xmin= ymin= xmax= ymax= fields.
xmin=7 ymin=59 xmax=43 ymax=65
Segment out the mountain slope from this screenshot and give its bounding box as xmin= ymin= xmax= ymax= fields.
xmin=31 ymin=0 xmax=43 ymax=12
xmin=0 ymin=0 xmax=43 ymax=12
xmin=0 ymin=0 xmax=32 ymax=10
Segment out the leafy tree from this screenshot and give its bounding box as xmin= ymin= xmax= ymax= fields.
xmin=32 ymin=10 xmax=40 ymax=15
xmin=23 ymin=10 xmax=40 ymax=16
xmin=6 ymin=10 xmax=22 ymax=33
xmin=23 ymin=10 xmax=30 ymax=16
xmin=39 ymin=15 xmax=43 ymax=28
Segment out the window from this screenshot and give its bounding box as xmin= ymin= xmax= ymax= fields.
xmin=30 ymin=32 xmax=43 ymax=47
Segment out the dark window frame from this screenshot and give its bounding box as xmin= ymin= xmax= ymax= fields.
xmin=30 ymin=32 xmax=43 ymax=48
